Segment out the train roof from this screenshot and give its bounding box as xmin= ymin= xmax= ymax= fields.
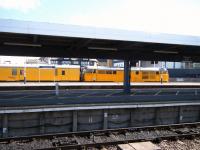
xmin=0 ymin=64 xmax=80 ymax=69
xmin=85 ymin=66 xmax=167 ymax=71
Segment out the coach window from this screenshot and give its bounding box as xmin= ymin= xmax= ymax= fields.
xmin=135 ymin=71 xmax=139 ymax=75
xmin=156 ymin=71 xmax=159 ymax=75
xmin=62 ymin=70 xmax=65 ymax=75
xmin=113 ymin=71 xmax=117 ymax=74
xmin=106 ymin=70 xmax=112 ymax=74
xmin=98 ymin=70 xmax=106 ymax=74
xmin=12 ymin=68 xmax=17 ymax=76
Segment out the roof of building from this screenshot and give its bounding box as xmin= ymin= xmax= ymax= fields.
xmin=1 ymin=19 xmax=200 ymax=62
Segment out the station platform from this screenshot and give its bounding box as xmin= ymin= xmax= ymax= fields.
xmin=0 ymin=82 xmax=200 ymax=90
xmin=0 ymin=88 xmax=199 ymax=109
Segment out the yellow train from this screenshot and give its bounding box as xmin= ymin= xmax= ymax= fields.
xmin=0 ymin=64 xmax=169 ymax=82
xmin=83 ymin=66 xmax=169 ymax=82
xmin=0 ymin=64 xmax=80 ymax=82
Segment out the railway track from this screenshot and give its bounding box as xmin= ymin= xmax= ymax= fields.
xmin=1 ymin=122 xmax=200 ymax=150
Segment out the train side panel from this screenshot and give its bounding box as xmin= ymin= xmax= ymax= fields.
xmin=0 ymin=67 xmax=21 ymax=81
xmin=115 ymin=70 xmax=123 ymax=82
xmin=83 ymin=73 xmax=96 ymax=81
xmin=26 ymin=68 xmax=39 ymax=81
xmin=96 ymin=70 xmax=114 ymax=82
xmin=131 ymin=71 xmax=142 ymax=82
xmin=59 ymin=68 xmax=80 ymax=81
xmin=39 ymin=68 xmax=55 ymax=81
xmin=161 ymin=71 xmax=169 ymax=82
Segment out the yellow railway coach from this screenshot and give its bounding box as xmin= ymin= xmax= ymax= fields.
xmin=0 ymin=64 xmax=80 ymax=82
xmin=83 ymin=66 xmax=169 ymax=82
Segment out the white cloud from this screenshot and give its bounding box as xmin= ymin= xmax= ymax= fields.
xmin=67 ymin=0 xmax=200 ymax=36
xmin=0 ymin=0 xmax=41 ymax=12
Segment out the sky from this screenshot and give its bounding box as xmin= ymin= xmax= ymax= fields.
xmin=0 ymin=0 xmax=200 ymax=36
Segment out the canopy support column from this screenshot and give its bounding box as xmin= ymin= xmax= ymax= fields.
xmin=124 ymin=60 xmax=131 ymax=94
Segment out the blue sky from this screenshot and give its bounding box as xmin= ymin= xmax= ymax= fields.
xmin=0 ymin=0 xmax=200 ymax=36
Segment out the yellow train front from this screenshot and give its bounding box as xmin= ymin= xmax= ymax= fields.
xmin=82 ymin=66 xmax=169 ymax=82
xmin=0 ymin=64 xmax=80 ymax=82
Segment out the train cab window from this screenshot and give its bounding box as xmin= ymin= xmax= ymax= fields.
xmin=62 ymin=70 xmax=65 ymax=75
xmin=135 ymin=71 xmax=139 ymax=75
xmin=12 ymin=68 xmax=17 ymax=76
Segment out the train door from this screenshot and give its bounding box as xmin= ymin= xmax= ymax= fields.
xmin=61 ymin=69 xmax=66 ymax=81
xmin=132 ymin=71 xmax=140 ymax=82
xmin=142 ymin=71 xmax=149 ymax=82
xmin=92 ymin=69 xmax=97 ymax=81
xmin=19 ymin=68 xmax=25 ymax=81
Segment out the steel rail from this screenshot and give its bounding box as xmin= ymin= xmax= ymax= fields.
xmin=1 ymin=122 xmax=199 ymax=143
xmin=0 ymin=122 xmax=198 ymax=142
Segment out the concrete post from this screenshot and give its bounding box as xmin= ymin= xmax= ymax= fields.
xmin=73 ymin=111 xmax=78 ymax=132
xmin=178 ymin=107 xmax=183 ymax=123
xmin=2 ymin=114 xmax=8 ymax=138
xmin=155 ymin=108 xmax=160 ymax=125
xmin=55 ymin=82 xmax=59 ymax=96
xmin=124 ymin=60 xmax=131 ymax=94
xmin=39 ymin=113 xmax=45 ymax=134
xmin=103 ymin=110 xmax=108 ymax=129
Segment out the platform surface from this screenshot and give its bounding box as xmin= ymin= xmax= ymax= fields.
xmin=0 ymin=88 xmax=199 ymax=108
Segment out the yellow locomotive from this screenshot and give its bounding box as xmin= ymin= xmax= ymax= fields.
xmin=83 ymin=66 xmax=169 ymax=82
xmin=0 ymin=64 xmax=169 ymax=82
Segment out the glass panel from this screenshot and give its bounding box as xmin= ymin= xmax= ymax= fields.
xmin=12 ymin=68 xmax=17 ymax=76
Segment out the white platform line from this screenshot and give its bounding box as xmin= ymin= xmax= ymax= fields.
xmin=154 ymin=90 xmax=162 ymax=96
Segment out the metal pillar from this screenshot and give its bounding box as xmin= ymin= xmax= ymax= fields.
xmin=124 ymin=60 xmax=131 ymax=94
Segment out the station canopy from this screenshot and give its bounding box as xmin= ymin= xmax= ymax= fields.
xmin=0 ymin=19 xmax=200 ymax=62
